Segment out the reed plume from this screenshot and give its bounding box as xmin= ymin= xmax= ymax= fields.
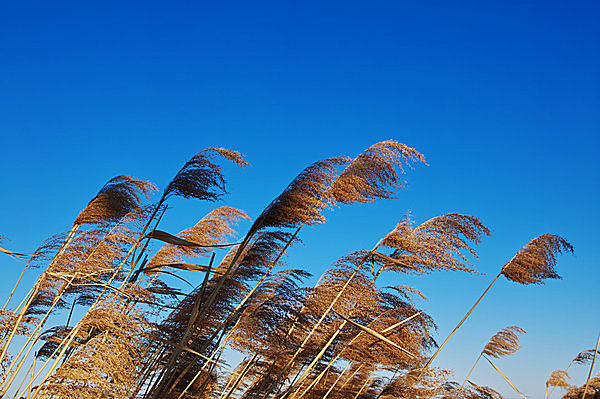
xmin=460 ymin=326 xmax=525 ymax=391
xmin=326 ymin=140 xmax=426 ymax=204
xmin=420 ymin=233 xmax=573 ymax=377
xmin=277 ymin=212 xmax=488 ymax=397
xmin=38 ymin=299 xmax=150 ymax=399
xmin=544 ymin=369 xmax=571 ymax=399
xmin=74 ymin=175 xmax=156 ymax=226
xmin=163 ymin=148 xmax=247 ymax=201
xmin=0 ymin=142 xmax=584 ymax=399
xmin=563 ymin=375 xmax=600 ymax=399
xmin=501 ymin=234 xmax=573 ymax=285
xmin=378 ymin=367 xmax=453 ymax=398
xmin=574 ymin=350 xmax=600 ymax=366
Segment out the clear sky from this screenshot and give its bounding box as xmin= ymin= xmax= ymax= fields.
xmin=1 ymin=1 xmax=598 ymax=397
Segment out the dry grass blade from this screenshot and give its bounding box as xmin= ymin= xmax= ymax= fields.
xmin=0 ymin=244 xmax=37 ymax=260
xmin=482 ymin=326 xmax=526 ymax=359
xmin=335 ymin=312 xmax=416 ymax=359
xmin=143 ymin=263 xmax=223 ymax=274
xmin=145 ymin=230 xmax=241 ymax=248
xmin=483 ymin=355 xmax=526 ymax=399
xmin=143 ymin=206 xmax=246 ymax=278
xmin=501 ymin=233 xmax=574 ymax=284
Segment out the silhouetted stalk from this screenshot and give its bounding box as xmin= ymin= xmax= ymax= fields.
xmin=174 ymin=318 xmax=242 ymax=399
xmin=221 ymin=354 xmax=259 ymax=399
xmin=582 ymin=332 xmax=600 ymax=399
xmin=149 ymin=253 xmax=217 ymax=398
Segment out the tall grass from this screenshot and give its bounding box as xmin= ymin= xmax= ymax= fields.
xmin=0 ymin=140 xmax=582 ymax=399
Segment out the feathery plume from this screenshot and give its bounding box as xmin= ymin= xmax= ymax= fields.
xmin=74 ymin=175 xmax=156 ymax=226
xmin=573 ymin=350 xmax=599 ymax=366
xmin=327 ymin=140 xmax=426 ymax=204
xmin=481 ymin=326 xmax=526 ymax=359
xmin=374 ymin=213 xmax=490 ymax=276
xmin=163 ymin=148 xmax=247 ymax=201
xmin=501 ymin=233 xmax=573 ymax=285
xmin=545 ymin=369 xmax=571 ymax=394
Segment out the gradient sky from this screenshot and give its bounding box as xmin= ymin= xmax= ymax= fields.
xmin=1 ymin=1 xmax=599 ymax=397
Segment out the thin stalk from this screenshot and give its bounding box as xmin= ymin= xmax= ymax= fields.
xmin=300 ymin=310 xmax=420 ymax=399
xmin=0 ymin=285 xmax=35 ymax=346
xmin=483 ymin=355 xmax=526 ymax=399
xmin=353 ymin=367 xmax=376 ymax=398
xmin=150 ymin=253 xmax=216 ymax=398
xmin=418 ymin=272 xmax=502 ymax=381
xmin=322 ymin=362 xmax=352 ymax=399
xmin=220 ymin=354 xmax=259 ymax=399
xmin=2 ymin=224 xmax=78 ymax=312
xmin=0 ymin=275 xmax=76 ymax=396
xmin=267 ymin=239 xmax=385 ymax=397
xmin=339 ymin=364 xmax=364 ymax=391
xmin=175 ymin=320 xmax=241 ymax=399
xmin=287 ymin=329 xmax=342 ymax=399
xmin=24 ymin=235 xmax=147 ymax=399
xmin=582 ymin=331 xmax=600 ymax=399
xmin=27 ymin=356 xmax=36 ymax=399
xmin=2 ymin=262 xmax=30 ymax=311
xmin=546 ymin=360 xmax=574 ymax=399
xmin=12 ymin=356 xmax=35 ymax=398
xmin=0 ymin=226 xmax=80 ymax=367
xmin=459 ymin=353 xmax=483 ymax=392
xmin=284 ymin=255 xmax=420 ymax=398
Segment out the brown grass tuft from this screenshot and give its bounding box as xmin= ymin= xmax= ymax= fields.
xmin=74 ymin=175 xmax=156 ymax=226
xmin=501 ymin=233 xmax=573 ymax=285
xmin=482 ymin=326 xmax=526 ymax=359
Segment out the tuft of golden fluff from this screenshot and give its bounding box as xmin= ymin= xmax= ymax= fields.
xmin=501 ymin=234 xmax=573 ymax=285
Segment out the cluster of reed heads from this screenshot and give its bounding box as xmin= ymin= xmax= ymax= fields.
xmin=0 ymin=140 xmax=596 ymax=399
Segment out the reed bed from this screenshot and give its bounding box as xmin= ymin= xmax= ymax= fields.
xmin=0 ymin=140 xmax=590 ymax=399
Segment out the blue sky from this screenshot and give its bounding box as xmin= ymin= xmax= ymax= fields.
xmin=1 ymin=1 xmax=599 ymax=397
